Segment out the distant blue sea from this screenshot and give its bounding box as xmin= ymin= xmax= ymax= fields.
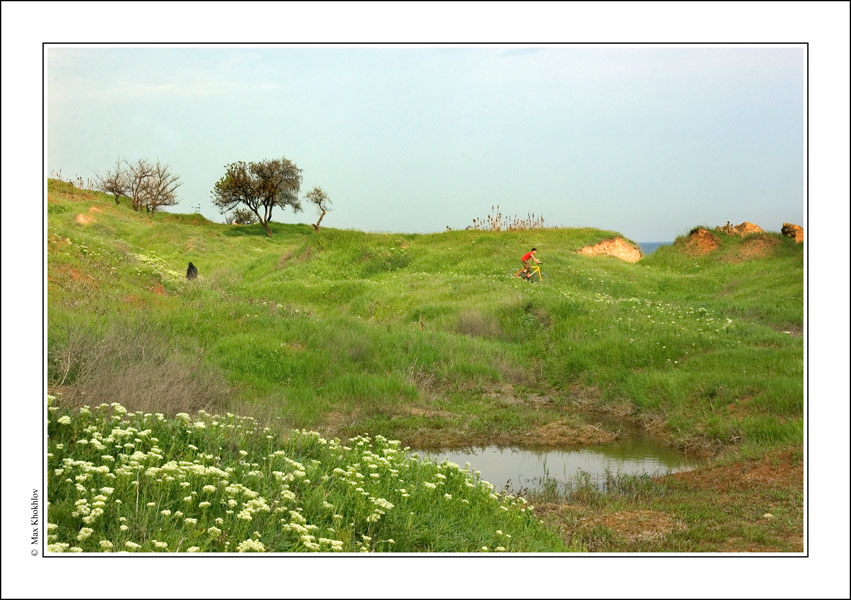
xmin=637 ymin=241 xmax=673 ymax=255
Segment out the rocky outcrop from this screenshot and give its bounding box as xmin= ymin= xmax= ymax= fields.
xmin=576 ymin=237 xmax=642 ymax=263
xmin=715 ymin=221 xmax=764 ymax=237
xmin=781 ymin=223 xmax=804 ymax=244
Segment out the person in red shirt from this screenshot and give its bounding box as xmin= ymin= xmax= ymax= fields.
xmin=515 ymin=247 xmax=541 ymax=279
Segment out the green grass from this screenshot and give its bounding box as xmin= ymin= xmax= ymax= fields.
xmin=47 ymin=179 xmax=803 ymax=458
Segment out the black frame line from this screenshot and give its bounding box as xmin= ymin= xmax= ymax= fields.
xmin=41 ymin=40 xmax=809 ymax=559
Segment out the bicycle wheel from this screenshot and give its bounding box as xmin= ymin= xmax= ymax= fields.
xmin=531 ymin=271 xmax=549 ymax=283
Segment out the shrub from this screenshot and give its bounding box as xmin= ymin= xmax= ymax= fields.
xmin=47 ymin=318 xmax=231 ymax=415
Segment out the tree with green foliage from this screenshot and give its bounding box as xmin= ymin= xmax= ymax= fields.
xmin=306 ymin=186 xmax=331 ymax=232
xmin=211 ymin=157 xmax=303 ymax=237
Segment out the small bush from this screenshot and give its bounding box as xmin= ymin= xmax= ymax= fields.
xmin=226 ymin=208 xmax=258 ymax=225
xmin=48 ymin=318 xmax=231 ymax=415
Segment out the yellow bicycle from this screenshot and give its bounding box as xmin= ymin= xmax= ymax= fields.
xmin=513 ymin=264 xmax=548 ymax=283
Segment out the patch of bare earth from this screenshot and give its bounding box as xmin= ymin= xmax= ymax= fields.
xmin=75 ymin=213 xmax=95 ymax=225
xmin=588 ymin=510 xmax=687 ymax=543
xmin=677 ymin=228 xmax=720 ymax=256
xmin=666 ymin=449 xmax=802 ymax=492
xmin=52 ymin=265 xmax=97 ymax=287
xmin=724 ymin=235 xmax=780 ymax=262
xmin=576 ymin=237 xmax=642 ymax=263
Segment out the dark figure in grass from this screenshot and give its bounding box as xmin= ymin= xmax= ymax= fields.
xmin=186 ymin=262 xmax=198 ymax=280
xmin=514 ymin=248 xmax=541 ymax=279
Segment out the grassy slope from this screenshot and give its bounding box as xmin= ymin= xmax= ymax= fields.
xmin=47 ymin=179 xmax=803 ymax=455
xmin=47 ymin=180 xmax=804 ymax=551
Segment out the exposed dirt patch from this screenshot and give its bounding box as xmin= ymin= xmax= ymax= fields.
xmin=75 ymin=213 xmax=95 ymax=226
xmin=88 ymin=205 xmax=103 ymax=213
xmin=724 ymin=235 xmax=780 ymax=262
xmin=584 ymin=510 xmax=688 ymax=543
xmin=149 ymin=282 xmax=166 ymax=296
xmin=576 ymin=237 xmax=642 ymax=263
xmin=666 ymin=449 xmax=802 ymax=492
xmin=52 ymin=264 xmax=96 ymax=287
xmin=678 ymin=228 xmax=720 ymax=256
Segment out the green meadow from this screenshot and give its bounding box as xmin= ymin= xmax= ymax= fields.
xmin=46 ymin=179 xmax=804 ymax=552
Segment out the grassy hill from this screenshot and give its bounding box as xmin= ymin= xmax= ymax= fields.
xmin=46 ymin=179 xmax=804 ymax=551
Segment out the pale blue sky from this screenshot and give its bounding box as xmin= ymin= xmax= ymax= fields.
xmin=47 ymin=45 xmax=804 ymax=241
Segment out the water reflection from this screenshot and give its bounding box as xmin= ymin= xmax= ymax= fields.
xmin=419 ymin=438 xmax=697 ymax=493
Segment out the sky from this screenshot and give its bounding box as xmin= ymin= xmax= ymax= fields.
xmin=46 ymin=44 xmax=805 ymax=242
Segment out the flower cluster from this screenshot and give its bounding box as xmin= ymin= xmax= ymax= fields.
xmin=46 ymin=401 xmax=545 ymax=553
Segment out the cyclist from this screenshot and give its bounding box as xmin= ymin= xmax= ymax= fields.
xmin=514 ymin=247 xmax=541 ymax=279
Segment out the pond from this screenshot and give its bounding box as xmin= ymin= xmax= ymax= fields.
xmin=419 ymin=436 xmax=699 ymax=494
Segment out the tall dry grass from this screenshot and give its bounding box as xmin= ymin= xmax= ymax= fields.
xmin=47 ymin=318 xmax=232 ymax=415
xmin=466 ymin=205 xmax=548 ymax=231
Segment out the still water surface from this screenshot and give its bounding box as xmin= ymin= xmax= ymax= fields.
xmin=420 ymin=437 xmax=698 ymax=493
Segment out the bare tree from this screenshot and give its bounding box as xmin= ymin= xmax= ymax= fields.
xmin=123 ymin=159 xmax=181 ymax=212
xmin=125 ymin=159 xmax=155 ymax=212
xmin=306 ymin=186 xmax=331 ymax=232
xmin=95 ymin=159 xmax=129 ymax=205
xmin=141 ymin=160 xmax=182 ymax=213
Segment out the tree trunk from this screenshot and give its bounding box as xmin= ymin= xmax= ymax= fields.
xmin=263 ymin=220 xmax=271 ymax=237
xmin=313 ymin=209 xmax=327 ymax=232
